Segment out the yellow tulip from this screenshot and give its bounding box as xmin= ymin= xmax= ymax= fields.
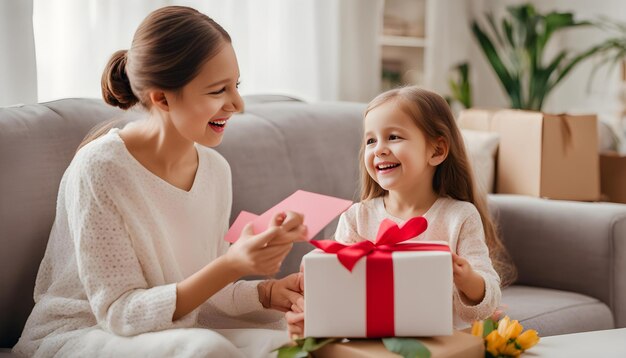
xmin=503 ymin=320 xmax=523 ymax=340
xmin=497 ymin=316 xmax=511 ymax=337
xmin=471 ymin=321 xmax=483 ymax=337
xmin=485 ymin=331 xmax=507 ymax=356
xmin=516 ymin=329 xmax=540 ymax=350
xmin=500 ymin=342 xmax=522 ymax=357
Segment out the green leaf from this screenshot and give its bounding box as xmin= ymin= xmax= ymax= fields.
xmin=382 ymin=338 xmax=431 ymax=358
xmin=502 ymin=18 xmax=515 ymax=48
xmin=301 ymin=337 xmax=316 ymax=352
xmin=275 ymin=337 xmax=338 ymax=358
xmin=485 ymin=351 xmax=497 ymax=358
xmin=447 ymin=62 xmax=473 ymax=109
xmin=486 ymin=13 xmax=505 ymax=46
xmin=483 ymin=318 xmax=496 ymax=338
xmin=459 ymin=63 xmax=469 ymax=79
xmin=276 ymin=346 xmax=309 ymax=358
xmin=472 ymin=21 xmax=518 ymax=104
xmin=555 ymin=44 xmax=603 ymax=86
xmin=449 ymin=79 xmax=460 ymax=97
xmin=587 ymin=17 xmax=626 ymax=89
xmin=304 ymin=338 xmax=337 ymax=352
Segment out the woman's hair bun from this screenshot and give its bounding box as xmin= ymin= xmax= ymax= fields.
xmin=101 ymin=50 xmax=138 ymax=109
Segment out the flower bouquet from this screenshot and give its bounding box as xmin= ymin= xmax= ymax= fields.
xmin=471 ymin=316 xmax=540 ymax=357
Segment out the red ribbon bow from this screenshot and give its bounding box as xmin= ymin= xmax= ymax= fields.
xmin=310 ymin=217 xmax=450 ymax=337
xmin=311 ymin=216 xmax=449 ymax=271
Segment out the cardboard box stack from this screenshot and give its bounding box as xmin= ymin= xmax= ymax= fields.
xmin=458 ymin=109 xmax=600 ymax=201
xmin=600 ymin=152 xmax=626 ymax=204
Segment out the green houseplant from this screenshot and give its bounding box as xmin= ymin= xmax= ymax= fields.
xmin=589 ymin=17 xmax=626 ymax=85
xmin=447 ymin=62 xmax=473 ymax=109
xmin=589 ymin=17 xmax=626 ymax=151
xmin=472 ymin=4 xmax=602 ymax=111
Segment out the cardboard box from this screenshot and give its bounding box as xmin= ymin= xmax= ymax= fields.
xmin=313 ymin=330 xmax=484 ymax=358
xmin=303 ymin=247 xmax=453 ymax=338
xmin=600 ymin=152 xmax=626 ymax=204
xmin=459 ymin=109 xmax=600 ymax=201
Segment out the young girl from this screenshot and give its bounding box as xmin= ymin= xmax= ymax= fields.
xmin=14 ymin=6 xmax=306 ymax=358
xmin=286 ymin=86 xmax=516 ymax=336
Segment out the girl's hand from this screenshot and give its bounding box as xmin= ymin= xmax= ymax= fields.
xmin=452 ymin=253 xmax=473 ymax=284
xmin=225 ymin=212 xmax=306 ymax=277
xmin=286 ymin=300 xmax=305 ymax=338
xmin=452 ymin=253 xmax=486 ymax=304
xmin=259 ymin=272 xmax=304 ymax=312
xmin=285 ymin=262 xmax=305 ymax=337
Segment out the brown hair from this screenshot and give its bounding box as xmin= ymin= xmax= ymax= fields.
xmin=360 ymin=86 xmax=517 ymax=287
xmin=79 ymin=6 xmax=231 ymax=150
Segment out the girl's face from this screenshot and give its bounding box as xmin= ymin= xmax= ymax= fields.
xmin=363 ymin=101 xmax=437 ymax=193
xmin=165 ymin=43 xmax=244 ymax=147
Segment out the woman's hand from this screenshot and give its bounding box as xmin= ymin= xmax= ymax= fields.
xmin=452 ymin=253 xmax=485 ymax=305
xmin=223 ymin=211 xmax=303 ymax=277
xmin=224 ymin=211 xmax=307 ymax=278
xmin=271 ymin=211 xmax=307 ymax=245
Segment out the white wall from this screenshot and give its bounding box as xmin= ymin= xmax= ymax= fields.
xmin=0 ymin=0 xmax=37 ymax=106
xmin=2 ymin=0 xmax=622 ymax=108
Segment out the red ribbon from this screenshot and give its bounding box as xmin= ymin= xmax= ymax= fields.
xmin=311 ymin=217 xmax=450 ymax=337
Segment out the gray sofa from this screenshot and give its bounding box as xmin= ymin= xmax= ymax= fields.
xmin=1 ymin=97 xmax=625 ymax=354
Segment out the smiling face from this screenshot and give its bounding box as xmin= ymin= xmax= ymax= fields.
xmin=363 ymin=100 xmax=438 ymax=194
xmin=164 ymin=43 xmax=244 ymax=147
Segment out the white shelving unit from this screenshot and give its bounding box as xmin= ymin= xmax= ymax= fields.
xmin=379 ymin=0 xmax=433 ymax=92
xmin=380 ymin=35 xmax=427 ymax=48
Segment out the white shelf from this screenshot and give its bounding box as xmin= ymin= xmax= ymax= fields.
xmin=379 ymin=0 xmax=432 ymax=91
xmin=380 ymin=35 xmax=428 ymax=48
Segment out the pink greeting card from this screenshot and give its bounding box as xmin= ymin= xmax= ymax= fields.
xmin=224 ymin=190 xmax=353 ymax=243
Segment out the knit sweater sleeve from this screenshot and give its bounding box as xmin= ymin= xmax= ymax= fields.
xmin=206 ymin=239 xmax=267 ymax=318
xmin=452 ymin=206 xmax=501 ymax=323
xmin=65 ymin=155 xmax=183 ymax=336
xmin=200 ymin=175 xmax=275 ymax=319
xmin=198 ymin=218 xmax=284 ymax=323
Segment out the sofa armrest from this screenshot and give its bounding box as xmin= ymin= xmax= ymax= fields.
xmin=488 ymin=194 xmax=626 ymax=328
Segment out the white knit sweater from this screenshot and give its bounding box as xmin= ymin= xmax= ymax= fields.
xmin=334 ymin=196 xmax=502 ymax=329
xmin=14 ymin=129 xmax=285 ymax=358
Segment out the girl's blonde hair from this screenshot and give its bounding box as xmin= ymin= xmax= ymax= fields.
xmin=360 ymin=86 xmax=516 ymax=287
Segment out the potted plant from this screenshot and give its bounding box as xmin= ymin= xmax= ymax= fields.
xmin=472 ymin=4 xmax=602 ymax=111
xmin=447 ymin=62 xmax=473 ymax=110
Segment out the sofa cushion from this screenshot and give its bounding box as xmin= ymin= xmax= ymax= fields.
xmin=461 ymin=129 xmax=499 ymax=194
xmin=0 ymin=348 xmax=16 ymax=358
xmin=0 ymin=99 xmax=127 ymax=348
xmin=491 ymin=195 xmax=626 ymax=327
xmin=502 ymin=285 xmax=614 ymax=337
xmin=241 ymin=94 xmax=303 ymax=105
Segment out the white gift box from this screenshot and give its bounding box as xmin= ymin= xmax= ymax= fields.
xmin=303 ymin=247 xmax=453 ymax=338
